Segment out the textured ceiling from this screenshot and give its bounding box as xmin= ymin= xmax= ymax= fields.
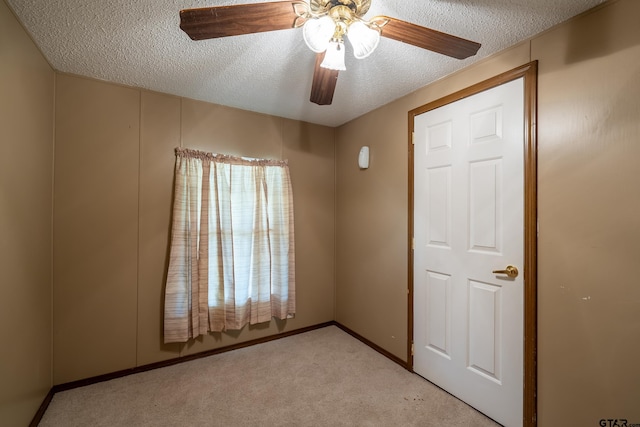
xmin=8 ymin=0 xmax=606 ymax=127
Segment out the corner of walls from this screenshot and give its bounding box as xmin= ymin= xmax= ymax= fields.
xmin=332 ymin=125 xmax=338 ymax=322
xmin=0 ymin=1 xmax=55 ymax=424
xmin=50 ymin=70 xmax=57 ymax=394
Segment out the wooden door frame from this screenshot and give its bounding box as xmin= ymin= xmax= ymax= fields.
xmin=407 ymin=61 xmax=538 ymax=427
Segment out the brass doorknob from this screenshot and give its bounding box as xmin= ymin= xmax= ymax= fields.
xmin=492 ymin=265 xmax=519 ymax=278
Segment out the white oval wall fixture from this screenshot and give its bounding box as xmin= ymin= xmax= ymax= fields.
xmin=358 ymin=146 xmax=369 ymax=169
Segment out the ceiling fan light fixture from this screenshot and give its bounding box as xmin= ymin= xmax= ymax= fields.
xmin=347 ymin=21 xmax=380 ymax=59
xmin=303 ymin=15 xmax=335 ymax=53
xmin=178 ymin=0 xmax=481 ymax=107
xmin=320 ymin=39 xmax=346 ymax=70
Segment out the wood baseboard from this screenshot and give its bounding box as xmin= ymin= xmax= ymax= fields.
xmin=334 ymin=323 xmax=410 ymax=370
xmin=29 ymin=320 xmax=405 ymax=425
xmin=29 ymin=388 xmax=54 ymax=427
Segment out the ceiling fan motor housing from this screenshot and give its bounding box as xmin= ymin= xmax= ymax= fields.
xmin=311 ymin=0 xmax=371 ymax=18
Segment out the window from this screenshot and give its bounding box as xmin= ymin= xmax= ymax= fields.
xmin=164 ymin=148 xmax=295 ymax=343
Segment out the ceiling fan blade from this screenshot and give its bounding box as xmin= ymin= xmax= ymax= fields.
xmin=374 ymin=16 xmax=481 ymax=60
xmin=310 ymin=53 xmax=339 ymax=105
xmin=180 ymin=1 xmax=304 ymax=41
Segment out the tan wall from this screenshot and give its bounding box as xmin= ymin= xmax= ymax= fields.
xmin=0 ymin=0 xmax=54 ymax=425
xmin=336 ymin=0 xmax=640 ymax=424
xmin=533 ymin=0 xmax=640 ymax=424
xmin=53 ymin=75 xmax=336 ymax=383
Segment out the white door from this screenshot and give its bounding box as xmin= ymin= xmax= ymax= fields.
xmin=413 ymin=78 xmax=524 ymax=427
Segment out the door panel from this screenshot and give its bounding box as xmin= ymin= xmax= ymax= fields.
xmin=413 ymin=77 xmax=524 ymax=427
xmin=425 ymin=271 xmax=451 ymax=358
xmin=469 ymin=159 xmax=502 ymax=253
xmin=427 ymin=167 xmax=451 ymax=247
xmin=468 ymin=279 xmax=502 ymax=383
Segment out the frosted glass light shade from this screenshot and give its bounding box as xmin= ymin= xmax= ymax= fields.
xmin=347 ymin=21 xmax=380 ymax=59
xmin=320 ymin=40 xmax=346 ymax=70
xmin=303 ymin=16 xmax=335 ymax=53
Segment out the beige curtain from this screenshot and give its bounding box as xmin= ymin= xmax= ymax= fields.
xmin=164 ymin=148 xmax=295 ymax=343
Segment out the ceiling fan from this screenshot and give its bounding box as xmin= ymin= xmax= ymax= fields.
xmin=179 ymin=0 xmax=481 ymax=106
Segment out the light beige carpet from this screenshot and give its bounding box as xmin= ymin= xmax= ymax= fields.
xmin=39 ymin=326 xmax=499 ymax=426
